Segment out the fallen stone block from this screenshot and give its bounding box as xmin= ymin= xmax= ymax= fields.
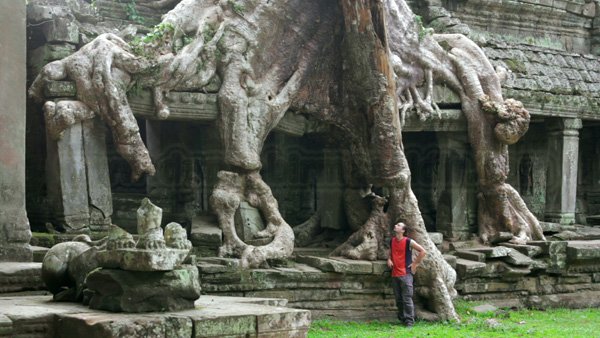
xmin=469 ymin=246 xmax=511 ymax=258
xmin=296 ymin=255 xmax=373 ymax=274
xmin=455 ymin=250 xmax=486 ymax=262
xmin=455 ymin=259 xmax=486 ymax=278
xmin=500 ymin=243 xmax=543 ymax=257
xmin=504 ymin=249 xmax=533 ymax=266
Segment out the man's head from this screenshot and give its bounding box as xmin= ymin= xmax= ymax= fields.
xmin=393 ymin=222 xmax=407 ymax=236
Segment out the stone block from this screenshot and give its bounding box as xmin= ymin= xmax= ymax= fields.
xmin=0 ymin=262 xmax=44 ymax=293
xmin=490 ymin=232 xmax=514 ymax=244
xmin=500 ymin=243 xmax=543 ymax=257
xmin=197 ymin=257 xmax=241 ymax=269
xmin=558 ymin=274 xmax=592 ymax=284
xmin=372 ymin=261 xmax=389 ymax=274
xmin=547 ymin=241 xmax=568 ymax=273
xmin=29 ymin=43 xmax=76 ymax=74
xmin=566 ymin=240 xmax=600 ymax=262
xmin=530 ymin=259 xmax=548 ymax=271
xmin=235 ymin=202 xmax=266 ymax=242
xmin=0 ymin=314 xmax=12 ymax=337
xmin=256 ymin=309 xmax=311 ymax=333
xmin=86 ymin=266 xmax=201 ymax=312
xmin=504 ymin=249 xmax=533 ymax=266
xmin=96 ymin=248 xmax=190 ymax=271
xmin=470 ymin=246 xmax=512 ymax=258
xmin=527 ymin=240 xmax=551 ymax=255
xmin=190 ymin=216 xmax=222 ymax=247
xmin=193 ymin=315 xmax=256 ymax=337
xmin=82 ymin=118 xmax=112 ymax=231
xmin=539 ymin=222 xmax=562 ymax=233
xmin=428 ymin=232 xmax=443 ymax=245
xmin=526 ymin=291 xmax=600 ymax=310
xmin=331 ymin=257 xmax=373 ymax=274
xmin=197 ymin=262 xmax=230 ymax=274
xmin=593 ymin=273 xmax=600 ymax=283
xmin=41 ymin=16 xmax=79 ymax=43
xmin=31 ymin=246 xmax=49 ymax=263
xmin=56 ymin=313 xmax=193 ymax=338
xmin=455 ymin=259 xmax=486 ymax=279
xmin=296 ymin=255 xmax=373 ymax=274
xmin=455 ymin=250 xmax=486 ymax=262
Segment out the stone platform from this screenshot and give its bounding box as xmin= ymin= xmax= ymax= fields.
xmin=0 ymin=295 xmax=310 ymax=337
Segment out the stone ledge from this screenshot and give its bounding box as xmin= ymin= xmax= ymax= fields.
xmin=0 ymin=263 xmax=44 ymax=294
xmin=0 ymin=295 xmax=309 ymax=338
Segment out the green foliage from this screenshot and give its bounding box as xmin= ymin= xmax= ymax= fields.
xmin=309 ymin=302 xmax=600 ymax=337
xmin=414 ymin=15 xmax=432 ymax=42
xmin=504 ymin=59 xmax=527 ymax=74
xmin=228 ymin=0 xmax=245 ymax=15
xmin=126 ymin=0 xmax=145 ymax=24
xmin=130 ymin=22 xmax=175 ymax=57
xmin=202 ymin=23 xmax=217 ymax=43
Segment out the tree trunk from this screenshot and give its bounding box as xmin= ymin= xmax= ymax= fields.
xmin=330 ymin=0 xmax=459 ymax=322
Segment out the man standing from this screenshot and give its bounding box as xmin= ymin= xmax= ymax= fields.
xmin=387 ymin=222 xmax=427 ymax=327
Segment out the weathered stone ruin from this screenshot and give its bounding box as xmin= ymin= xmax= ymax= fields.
xmin=2 ymin=0 xmax=600 ymax=336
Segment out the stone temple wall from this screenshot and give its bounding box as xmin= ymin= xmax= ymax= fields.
xmin=192 ymin=236 xmax=600 ymax=320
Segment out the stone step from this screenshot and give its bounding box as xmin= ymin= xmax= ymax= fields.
xmin=455 ymin=250 xmax=486 ymax=262
xmin=0 ymin=295 xmax=310 ymax=337
xmin=0 ymin=263 xmax=44 ymax=294
xmin=31 ymin=246 xmax=49 ymax=263
xmin=567 ymin=240 xmax=600 ymax=262
xmin=455 ymin=258 xmax=486 ymax=278
xmin=296 ymin=255 xmax=374 ymax=274
xmin=500 ymin=243 xmax=543 ymax=257
xmin=190 ymin=215 xmax=222 ymax=248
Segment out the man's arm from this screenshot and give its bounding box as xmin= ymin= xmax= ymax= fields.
xmin=409 ymin=240 xmax=427 ymax=274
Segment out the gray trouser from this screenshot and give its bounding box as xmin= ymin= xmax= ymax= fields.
xmin=392 ymin=274 xmax=414 ymax=325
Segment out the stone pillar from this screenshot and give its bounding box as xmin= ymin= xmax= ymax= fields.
xmin=435 ymin=132 xmax=473 ymax=239
xmin=46 ymin=117 xmax=113 ymax=232
xmin=0 ymin=0 xmax=32 ymax=261
xmin=46 ymin=122 xmax=90 ymax=231
xmin=83 ymin=118 xmax=113 ymax=232
xmin=545 ymin=118 xmax=582 ymax=225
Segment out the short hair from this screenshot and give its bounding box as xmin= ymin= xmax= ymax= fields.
xmin=393 ymin=222 xmax=407 ymax=233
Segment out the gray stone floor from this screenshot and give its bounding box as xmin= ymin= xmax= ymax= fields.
xmin=0 ymin=294 xmax=310 ymax=337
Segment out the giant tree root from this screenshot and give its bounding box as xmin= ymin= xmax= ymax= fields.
xmin=330 ymin=195 xmax=388 ymax=261
xmin=209 ymin=170 xmax=294 ymax=268
xmin=29 ymin=33 xmax=155 ymax=181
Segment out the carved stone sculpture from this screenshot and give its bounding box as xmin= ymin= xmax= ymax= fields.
xmin=41 ymin=199 xmax=199 ymax=311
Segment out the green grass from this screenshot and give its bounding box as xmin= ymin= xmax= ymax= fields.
xmin=309 ymin=301 xmax=600 ymax=337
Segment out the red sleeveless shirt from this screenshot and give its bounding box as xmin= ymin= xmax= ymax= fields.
xmin=390 ymin=237 xmax=412 ymax=277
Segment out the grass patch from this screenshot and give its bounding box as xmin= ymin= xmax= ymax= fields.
xmin=309 ymin=301 xmax=600 ymax=337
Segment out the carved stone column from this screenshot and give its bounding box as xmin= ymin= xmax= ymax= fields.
xmin=0 ymin=0 xmax=32 ymax=261
xmin=435 ymin=132 xmax=474 ymax=239
xmin=545 ymin=118 xmax=582 ymax=225
xmin=46 ymin=117 xmax=112 ymax=232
